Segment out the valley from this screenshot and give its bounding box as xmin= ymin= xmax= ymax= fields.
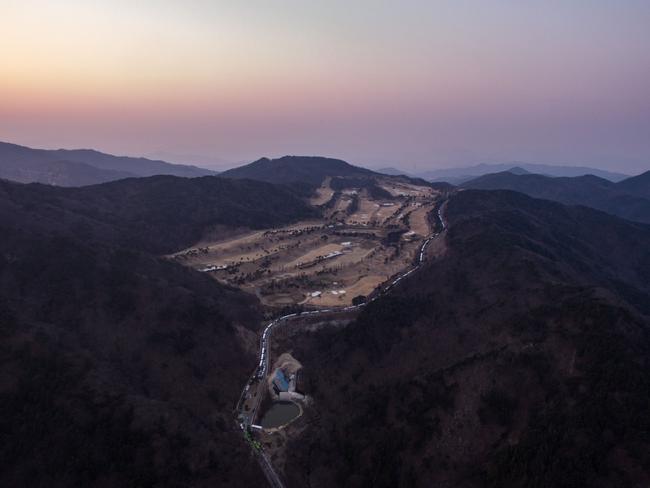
xmin=172 ymin=176 xmax=442 ymax=308
xmin=233 ymin=199 xmax=448 ymax=488
xmin=165 ymin=170 xmax=448 ymax=487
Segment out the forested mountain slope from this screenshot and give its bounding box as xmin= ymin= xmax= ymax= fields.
xmin=281 ymin=190 xmax=650 ymax=488
xmin=0 ymin=175 xmax=315 ymax=253
xmin=463 ymin=171 xmax=650 ymax=223
xmin=0 ymin=175 xmax=318 ymax=487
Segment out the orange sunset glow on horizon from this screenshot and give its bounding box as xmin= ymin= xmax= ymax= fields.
xmin=1 ymin=0 xmax=649 ymax=173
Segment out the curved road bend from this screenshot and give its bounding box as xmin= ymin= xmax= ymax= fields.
xmin=237 ymin=199 xmax=448 ymax=488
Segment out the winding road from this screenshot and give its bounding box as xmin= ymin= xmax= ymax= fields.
xmin=236 ymin=200 xmax=448 ymax=488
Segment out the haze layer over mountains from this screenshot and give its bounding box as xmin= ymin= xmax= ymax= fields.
xmin=1 ymin=140 xmax=639 ymax=187
xmin=0 ymin=141 xmax=215 ymax=186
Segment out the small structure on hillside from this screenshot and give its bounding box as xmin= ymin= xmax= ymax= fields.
xmin=271 ymin=367 xmax=305 ymax=400
xmin=272 ymin=369 xmax=290 ymax=395
xmin=269 ymin=354 xmax=306 ymax=403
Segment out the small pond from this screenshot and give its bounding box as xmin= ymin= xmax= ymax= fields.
xmin=260 ymin=401 xmax=300 ymax=429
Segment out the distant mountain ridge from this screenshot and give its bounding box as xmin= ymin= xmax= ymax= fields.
xmin=219 ymin=155 xmax=378 ymax=185
xmin=507 ymin=166 xmax=530 ymax=175
xmin=462 ymin=170 xmax=650 ymax=223
xmin=3 ymin=140 xmax=636 ymax=190
xmin=376 ymin=167 xmax=413 ymax=176
xmin=0 ymin=141 xmax=215 ymax=186
xmin=616 ymin=170 xmax=650 ymax=199
xmin=417 ymin=162 xmax=629 ymax=184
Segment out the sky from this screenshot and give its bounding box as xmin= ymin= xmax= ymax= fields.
xmin=1 ymin=0 xmax=649 ymax=173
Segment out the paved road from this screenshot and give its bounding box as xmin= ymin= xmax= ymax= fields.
xmin=236 ymin=199 xmax=448 ymax=488
xmin=257 ymin=451 xmax=285 ymax=488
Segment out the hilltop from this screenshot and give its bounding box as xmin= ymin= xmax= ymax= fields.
xmin=219 ymin=156 xmax=378 ymax=186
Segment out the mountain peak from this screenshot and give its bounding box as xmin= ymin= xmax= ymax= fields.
xmin=219 ymin=155 xmax=376 ymax=185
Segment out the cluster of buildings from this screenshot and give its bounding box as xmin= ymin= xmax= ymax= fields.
xmin=272 ymin=369 xmax=304 ymax=401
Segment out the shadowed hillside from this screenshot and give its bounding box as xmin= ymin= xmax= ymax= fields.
xmin=0 ymin=233 xmax=265 ymax=487
xmin=0 ymin=175 xmax=316 ymax=254
xmin=0 ymin=175 xmax=322 ymax=487
xmin=616 ymin=170 xmax=650 ymax=199
xmin=279 ymin=190 xmax=650 ymax=488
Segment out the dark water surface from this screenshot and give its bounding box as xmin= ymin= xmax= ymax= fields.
xmin=260 ymin=401 xmax=300 ymax=428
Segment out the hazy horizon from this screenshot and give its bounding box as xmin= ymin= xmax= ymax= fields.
xmin=0 ymin=139 xmax=642 ymax=177
xmin=2 ymin=0 xmax=649 ymax=174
